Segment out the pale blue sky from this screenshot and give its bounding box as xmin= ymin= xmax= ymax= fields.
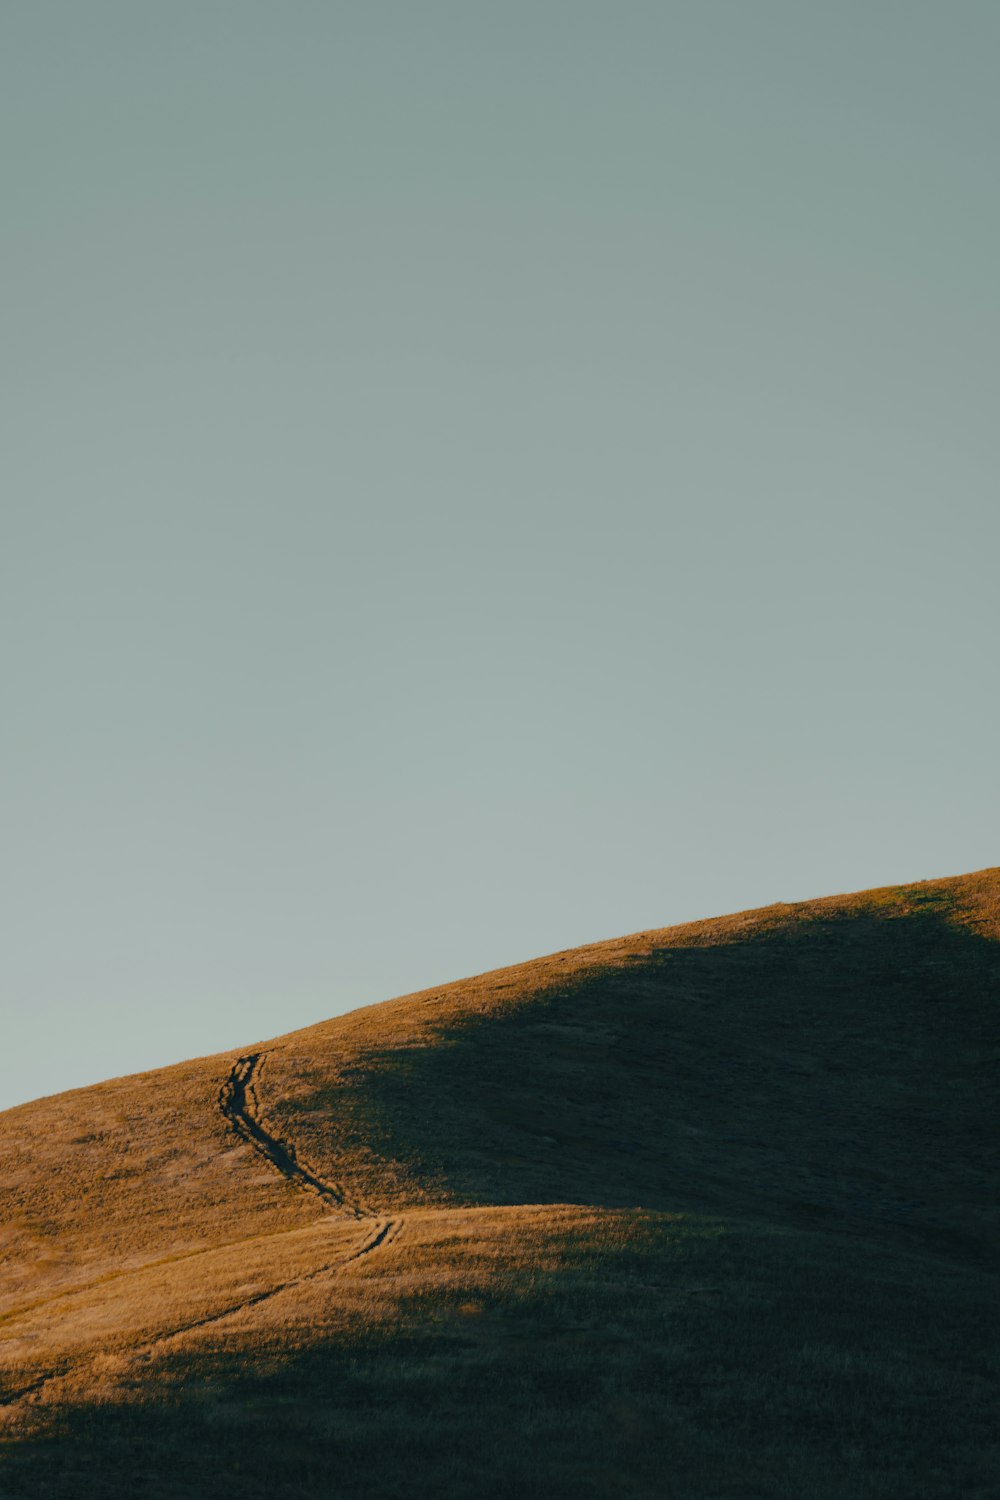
xmin=3 ymin=3 xmax=997 ymax=1111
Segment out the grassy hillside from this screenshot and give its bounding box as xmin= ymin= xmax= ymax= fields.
xmin=1 ymin=869 xmax=998 ymax=1497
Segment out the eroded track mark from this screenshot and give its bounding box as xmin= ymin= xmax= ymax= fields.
xmin=342 ymin=1217 xmax=404 ymax=1264
xmin=1 ymin=1219 xmax=407 ymax=1410
xmin=147 ymin=1218 xmax=405 ymax=1349
xmin=0 ymin=1062 xmax=405 ymax=1413
xmin=219 ymin=1053 xmax=366 ymax=1219
xmin=140 ymin=1218 xmax=405 ymax=1355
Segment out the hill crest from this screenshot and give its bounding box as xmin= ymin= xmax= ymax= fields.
xmin=1 ymin=866 xmax=997 ymax=1498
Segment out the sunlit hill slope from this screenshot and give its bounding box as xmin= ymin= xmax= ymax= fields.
xmin=1 ymin=869 xmax=998 ymax=1499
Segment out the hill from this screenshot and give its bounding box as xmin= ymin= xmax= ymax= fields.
xmin=1 ymin=869 xmax=998 ymax=1498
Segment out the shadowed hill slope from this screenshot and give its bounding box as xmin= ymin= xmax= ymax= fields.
xmin=261 ymin=871 xmax=999 ymax=1260
xmin=1 ymin=868 xmax=998 ymax=1498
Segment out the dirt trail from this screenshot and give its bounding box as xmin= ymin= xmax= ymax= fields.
xmin=213 ymin=1049 xmax=404 ymax=1303
xmin=0 ymin=1218 xmax=405 ymax=1410
xmin=141 ymin=1215 xmax=405 ymax=1349
xmin=1 ymin=1057 xmax=403 ymax=1411
xmin=219 ymin=1053 xmax=368 ymax=1218
xmin=0 ymin=1221 xmax=333 ymax=1335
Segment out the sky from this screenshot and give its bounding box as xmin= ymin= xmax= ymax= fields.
xmin=2 ymin=2 xmax=998 ymax=1113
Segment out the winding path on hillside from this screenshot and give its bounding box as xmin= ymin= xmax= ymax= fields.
xmin=0 ymin=1056 xmax=403 ymax=1410
xmin=214 ymin=1050 xmax=403 ymax=1268
xmin=219 ymin=1052 xmax=370 ymax=1219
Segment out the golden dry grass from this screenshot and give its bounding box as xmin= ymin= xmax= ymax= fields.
xmin=1 ymin=867 xmax=998 ymax=1496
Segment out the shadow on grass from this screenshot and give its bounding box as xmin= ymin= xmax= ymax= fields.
xmin=4 ymin=1204 xmax=998 ymax=1500
xmin=4 ymin=897 xmax=999 ymax=1499
xmin=331 ymin=896 xmax=999 ymax=1262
